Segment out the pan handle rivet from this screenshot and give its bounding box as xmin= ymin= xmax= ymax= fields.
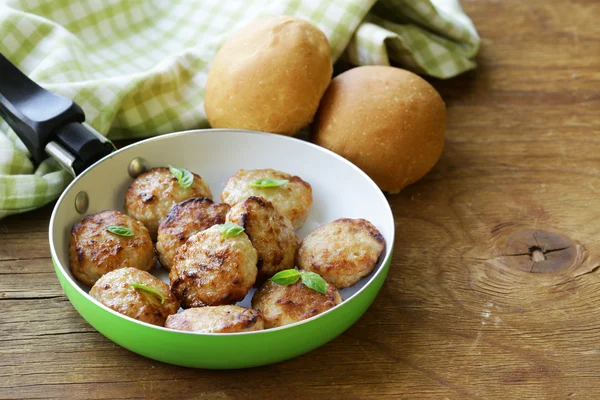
xmin=128 ymin=157 xmax=148 ymax=178
xmin=75 ymin=191 xmax=89 ymax=214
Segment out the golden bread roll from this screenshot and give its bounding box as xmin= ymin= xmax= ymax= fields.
xmin=205 ymin=15 xmax=332 ymax=136
xmin=313 ymin=66 xmax=446 ymax=193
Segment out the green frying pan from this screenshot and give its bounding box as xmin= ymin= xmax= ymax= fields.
xmin=0 ymin=54 xmax=395 ymax=369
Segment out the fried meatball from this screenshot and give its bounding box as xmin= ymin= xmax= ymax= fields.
xmin=252 ymin=280 xmax=342 ymax=328
xmin=169 ymin=225 xmax=258 ymax=308
xmin=296 ymin=218 xmax=385 ymax=289
xmin=69 ymin=210 xmax=155 ymax=287
xmin=220 ymin=169 xmax=312 ymax=230
xmin=90 ymin=267 xmax=180 ymax=326
xmin=124 ymin=167 xmax=212 ymax=238
xmin=226 ymin=196 xmax=297 ymax=283
xmin=156 ymin=198 xmax=229 ymax=270
xmin=165 ymin=305 xmax=264 ymax=333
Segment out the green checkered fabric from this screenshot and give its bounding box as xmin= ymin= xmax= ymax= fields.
xmin=0 ymin=0 xmax=479 ymax=219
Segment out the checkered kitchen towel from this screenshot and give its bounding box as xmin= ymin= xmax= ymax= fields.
xmin=0 ymin=0 xmax=479 ymax=219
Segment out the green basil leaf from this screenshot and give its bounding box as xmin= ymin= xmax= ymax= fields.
xmin=130 ymin=283 xmax=165 ymax=304
xmin=299 ymin=271 xmax=327 ymax=294
xmin=168 ymin=165 xmax=194 ymax=189
xmin=180 ymin=169 xmax=194 ymax=188
xmin=248 ymin=178 xmax=289 ymax=188
xmin=216 ymin=222 xmax=245 ymax=238
xmin=169 ymin=164 xmax=183 ymax=181
xmin=270 ymin=269 xmax=301 ymax=286
xmin=105 ymin=225 xmax=134 ymax=237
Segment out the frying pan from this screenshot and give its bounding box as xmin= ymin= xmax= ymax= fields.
xmin=0 ymin=54 xmax=395 ymax=368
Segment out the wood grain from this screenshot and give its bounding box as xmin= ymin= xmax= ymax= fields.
xmin=1 ymin=0 xmax=600 ymax=398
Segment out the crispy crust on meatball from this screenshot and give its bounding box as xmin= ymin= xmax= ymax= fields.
xmin=124 ymin=167 xmax=212 ymax=238
xmin=220 ymin=169 xmax=312 ymax=230
xmin=226 ymin=196 xmax=297 ymax=284
xmin=252 ymin=280 xmax=342 ymax=328
xmin=169 ymin=225 xmax=258 ymax=308
xmin=165 ymin=305 xmax=264 ymax=333
xmin=296 ymin=218 xmax=385 ymax=289
xmin=69 ymin=210 xmax=155 ymax=287
xmin=156 ymin=198 xmax=229 ymax=270
xmin=90 ymin=267 xmax=180 ymax=326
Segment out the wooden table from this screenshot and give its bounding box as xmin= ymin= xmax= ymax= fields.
xmin=2 ymin=0 xmax=599 ymax=398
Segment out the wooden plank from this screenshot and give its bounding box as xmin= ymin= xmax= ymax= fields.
xmin=0 ymin=203 xmax=55 ymax=234
xmin=0 ymin=259 xmax=62 ymax=300
xmin=0 ymin=232 xmax=51 ymax=261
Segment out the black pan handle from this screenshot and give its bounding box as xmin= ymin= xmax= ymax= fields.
xmin=0 ymin=53 xmax=114 ymax=175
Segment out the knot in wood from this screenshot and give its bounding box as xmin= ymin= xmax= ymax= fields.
xmin=503 ymin=230 xmax=576 ymax=273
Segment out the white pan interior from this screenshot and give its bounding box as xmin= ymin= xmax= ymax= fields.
xmin=50 ymin=129 xmax=395 ymax=310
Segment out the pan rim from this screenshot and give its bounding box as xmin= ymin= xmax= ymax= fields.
xmin=49 ymin=128 xmax=395 ymax=337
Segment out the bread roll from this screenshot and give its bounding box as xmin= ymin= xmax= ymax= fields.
xmin=313 ymin=66 xmax=446 ymax=193
xmin=205 ymin=16 xmax=332 ymax=136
